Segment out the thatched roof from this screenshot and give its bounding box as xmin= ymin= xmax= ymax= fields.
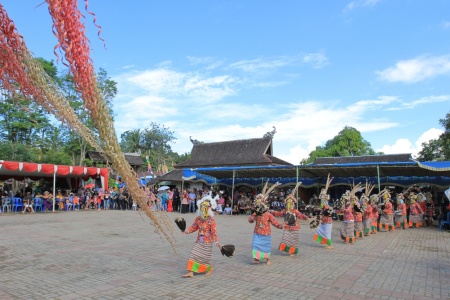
xmin=174 ymin=137 xmax=292 ymax=168
xmin=86 ymin=151 xmax=146 ymax=166
xmin=312 ymin=153 xmax=413 ymax=165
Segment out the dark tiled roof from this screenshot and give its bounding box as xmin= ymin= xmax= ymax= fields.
xmin=312 ymin=153 xmax=413 ymax=165
xmin=174 ymin=138 xmax=292 ymax=168
xmin=86 ymin=151 xmax=145 ymax=166
xmin=146 ymin=169 xmax=184 ymax=185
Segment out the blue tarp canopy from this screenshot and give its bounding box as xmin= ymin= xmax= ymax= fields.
xmin=184 ymin=161 xmax=450 ymax=188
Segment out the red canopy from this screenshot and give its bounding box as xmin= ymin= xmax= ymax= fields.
xmin=0 ymin=160 xmax=109 ymax=190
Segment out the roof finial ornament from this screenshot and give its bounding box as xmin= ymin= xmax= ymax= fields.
xmin=190 ymin=136 xmax=203 ymax=145
xmin=263 ymin=126 xmax=276 ymax=139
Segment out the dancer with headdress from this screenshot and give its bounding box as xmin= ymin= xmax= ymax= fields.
xmin=182 ymin=199 xmax=220 ymax=277
xmin=352 ymin=195 xmax=364 ymax=239
xmin=395 ymin=193 xmax=408 ymax=229
xmin=362 ymin=181 xmax=375 ymax=236
xmin=249 ymin=182 xmax=283 ymax=265
xmin=340 ymin=190 xmax=355 ymax=244
xmin=424 ymin=192 xmax=434 ymax=227
xmin=370 ymin=194 xmax=379 ymax=234
xmin=313 ymin=174 xmax=334 ymax=249
xmin=271 ymin=182 xmax=310 ymax=255
xmin=379 ymin=190 xmax=395 ymax=232
xmin=408 ymin=192 xmax=424 ymax=228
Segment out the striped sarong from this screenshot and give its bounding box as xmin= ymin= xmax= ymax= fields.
xmin=409 ymin=214 xmax=424 ymax=228
xmin=252 ymin=234 xmax=271 ymax=260
xmin=340 ymin=221 xmax=355 ymax=243
xmin=314 ymin=223 xmax=332 ymax=246
xmin=186 ymin=242 xmax=212 ymax=273
xmin=279 ymin=230 xmax=299 ymax=254
xmin=380 ymin=214 xmax=395 ymax=231
xmin=354 ymin=221 xmax=364 ymax=238
xmin=363 ymin=218 xmax=371 ymax=235
xmin=395 ymin=214 xmax=408 ymax=229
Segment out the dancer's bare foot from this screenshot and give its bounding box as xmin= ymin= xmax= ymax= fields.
xmin=266 ymin=259 xmax=271 ymax=265
xmin=182 ymin=272 xmax=194 ymax=278
xmin=290 ymin=254 xmax=295 ymax=257
xmin=326 ymin=246 xmax=333 ymax=249
xmin=205 ymin=270 xmax=213 ymax=276
xmin=253 ymin=259 xmax=260 ymax=264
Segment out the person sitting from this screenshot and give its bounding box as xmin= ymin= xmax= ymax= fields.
xmin=56 ymin=191 xmax=64 ymax=211
xmin=73 ymin=194 xmax=79 ymax=210
xmin=224 ymin=203 xmax=232 ymax=215
xmin=22 ymin=192 xmax=34 ymax=213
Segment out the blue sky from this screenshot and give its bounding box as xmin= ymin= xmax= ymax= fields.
xmin=2 ymin=0 xmax=450 ymax=164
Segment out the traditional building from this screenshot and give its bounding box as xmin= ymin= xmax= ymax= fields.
xmin=85 ymin=151 xmax=146 ymax=174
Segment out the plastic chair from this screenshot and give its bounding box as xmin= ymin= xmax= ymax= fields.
xmin=13 ymin=197 xmax=24 ymax=212
xmin=34 ymin=198 xmax=43 ymax=212
xmin=439 ymin=212 xmax=450 ymax=231
xmin=2 ymin=198 xmax=12 ymax=213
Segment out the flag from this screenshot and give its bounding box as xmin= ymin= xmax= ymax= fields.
xmin=445 ymin=187 xmax=450 ymax=200
xmin=147 ymin=161 xmax=153 ymax=174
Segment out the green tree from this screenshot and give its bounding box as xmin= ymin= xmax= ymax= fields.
xmin=120 ymin=122 xmax=178 ymax=170
xmin=302 ymin=126 xmax=376 ymax=164
xmin=417 ymin=111 xmax=450 ymax=161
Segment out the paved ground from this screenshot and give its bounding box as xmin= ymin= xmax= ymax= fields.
xmin=0 ymin=210 xmax=449 ymax=300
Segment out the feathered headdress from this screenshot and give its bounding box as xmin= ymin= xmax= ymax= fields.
xmin=254 ymin=180 xmax=280 ymax=215
xmin=285 ymin=181 xmax=302 ymax=212
xmin=319 ymin=174 xmax=333 ymax=207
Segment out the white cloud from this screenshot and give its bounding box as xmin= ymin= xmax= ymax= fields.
xmin=119 ymin=68 xmax=237 ymax=102
xmin=386 ymin=95 xmax=450 ymax=110
xmin=377 ymin=54 xmax=450 ymax=83
xmin=344 ymin=0 xmax=381 ymax=13
xmin=229 ymin=52 xmax=329 ymax=73
xmin=442 ymin=21 xmax=450 ymax=29
xmin=377 ymin=128 xmax=444 ymax=158
xmin=302 ymin=52 xmax=329 ymax=69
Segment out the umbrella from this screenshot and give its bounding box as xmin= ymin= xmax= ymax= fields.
xmin=84 ymin=183 xmax=95 ymax=189
xmin=157 ymin=185 xmax=170 ymax=191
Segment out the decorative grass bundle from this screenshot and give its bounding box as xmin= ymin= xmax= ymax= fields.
xmin=220 ymin=244 xmax=235 ymax=257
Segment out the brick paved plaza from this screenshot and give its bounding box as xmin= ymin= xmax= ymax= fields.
xmin=1 ymin=210 xmax=449 ymax=300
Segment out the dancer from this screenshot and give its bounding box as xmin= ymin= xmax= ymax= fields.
xmin=408 ymin=192 xmax=424 ymax=228
xmin=362 ymin=181 xmax=375 ymax=236
xmin=340 ymin=191 xmax=355 ymax=244
xmin=313 ymin=174 xmax=334 ymax=249
xmin=182 ymin=199 xmax=220 ymax=278
xmin=395 ymin=193 xmax=408 ymax=229
xmin=370 ymin=194 xmax=379 ymax=234
xmin=424 ymin=192 xmax=434 ymax=227
xmin=379 ymin=191 xmax=395 ymax=232
xmin=271 ymin=182 xmax=309 ymax=255
xmin=353 ymin=195 xmax=364 ymax=239
xmin=249 ymin=182 xmax=283 ymax=265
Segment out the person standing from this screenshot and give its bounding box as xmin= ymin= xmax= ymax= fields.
xmin=181 ymin=189 xmax=189 ymax=214
xmin=249 ymin=198 xmax=283 ymax=265
xmin=313 ymin=175 xmax=334 ymax=249
xmin=408 ymin=192 xmax=424 ymax=228
xmin=182 ymin=199 xmax=220 ymax=278
xmin=172 ymin=187 xmax=180 ymax=212
xmin=395 ymin=193 xmax=408 ymax=229
xmin=379 ymin=192 xmax=395 ymax=232
xmin=340 ymin=192 xmax=356 ymax=244
xmin=188 ymin=190 xmax=196 ymax=213
xmin=271 ymin=183 xmax=309 ymax=256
